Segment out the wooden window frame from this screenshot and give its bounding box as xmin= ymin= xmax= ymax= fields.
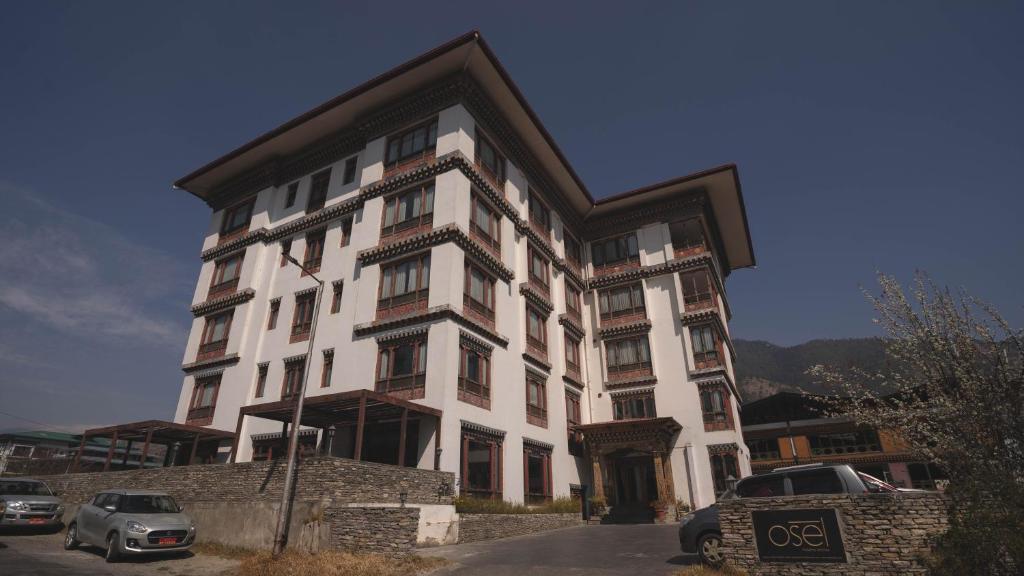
xmin=474 ymin=130 xmax=506 ymax=187
xmin=306 ymin=169 xmax=331 ymax=213
xmin=342 ymin=156 xmax=358 ymax=185
xmin=460 ymin=430 xmax=503 ymax=499
xmin=220 ymin=198 xmax=255 ymax=238
xmin=612 ymin=392 xmax=657 ymax=420
xmin=525 ymin=372 xmax=548 ymax=428
xmin=564 ymin=234 xmax=583 ymax=272
xmin=375 ymin=337 xmax=428 ymax=397
xmin=377 ymin=253 xmax=431 ymax=314
xmin=198 ymin=311 xmax=233 ymax=360
xmin=523 ymin=444 xmax=553 ymax=505
xmin=291 ymin=292 xmax=316 ymax=342
xmin=565 ymin=391 xmax=583 ymax=456
xmin=527 ymin=244 xmax=550 ymax=293
xmin=700 ymin=385 xmax=734 ymax=431
xmin=302 ymin=228 xmax=326 ymax=275
xmin=591 ymin=232 xmax=640 ymax=273
xmin=380 ymin=183 xmax=435 ymax=239
xmin=565 ymin=284 xmax=582 ymax=321
xmin=339 ymin=218 xmax=352 ymax=248
xmin=320 ymin=355 xmax=333 ymax=389
xmin=281 ymin=360 xmax=304 ymax=401
xmin=267 ymin=300 xmax=280 ymax=330
xmin=598 ymin=283 xmax=647 ymax=324
xmin=680 ymin=268 xmax=716 ymax=311
xmin=527 ymin=190 xmax=550 ymax=238
xmin=385 ymin=117 xmax=438 ymax=169
xmin=186 ymin=375 xmax=220 ymax=424
xmin=458 ymin=345 xmax=491 ymax=409
xmin=255 ymin=365 xmax=268 ymax=398
xmin=564 ymin=332 xmax=581 ymax=377
xmin=690 ymin=324 xmax=724 ymax=369
xmin=605 ymin=335 xmax=653 ymax=378
xmin=330 ymin=283 xmax=343 ymax=314
xmin=463 ymin=261 xmax=496 ymax=325
xmin=748 ymin=438 xmax=782 ymax=461
xmin=208 ymin=253 xmax=243 ymax=299
xmin=710 ymin=451 xmax=739 ymax=497
xmin=469 ymin=191 xmax=501 ymax=253
xmin=670 ymin=217 xmax=708 ymax=257
xmin=285 ymin=182 xmax=298 ymax=208
xmin=525 ymin=304 xmax=548 ymax=356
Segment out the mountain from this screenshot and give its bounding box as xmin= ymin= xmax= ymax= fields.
xmin=732 ymin=338 xmax=889 ymax=401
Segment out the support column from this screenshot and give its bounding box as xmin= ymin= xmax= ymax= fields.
xmin=397 ymin=408 xmax=408 ymax=467
xmin=72 ymin=434 xmax=87 ymax=473
xmin=433 ymin=416 xmax=442 ymax=471
xmin=662 ymin=451 xmax=677 ymax=505
xmin=229 ymin=413 xmax=244 ymax=463
xmin=189 ymin=433 xmax=201 ymax=465
xmin=103 ymin=430 xmax=118 ymax=472
xmin=121 ymin=440 xmax=133 ymax=467
xmin=353 ymin=394 xmax=366 ymax=461
xmin=139 ymin=430 xmax=153 ymax=469
xmin=652 ymin=451 xmax=668 ymax=503
xmin=591 ymin=454 xmax=605 ymax=500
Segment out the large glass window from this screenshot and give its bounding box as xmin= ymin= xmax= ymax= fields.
xmin=680 ymin=269 xmax=714 ymax=309
xmin=526 ymin=305 xmax=547 ymax=352
xmin=463 ymin=262 xmax=496 ymax=321
xmin=598 ymin=284 xmax=645 ymax=322
xmin=613 ymin=392 xmax=656 ymax=420
xmin=461 ymin=432 xmax=502 ymax=499
xmin=526 ymin=373 xmax=547 ymax=425
xmin=385 ymin=118 xmax=438 ymax=167
xmin=376 ymin=339 xmax=428 ymax=395
xmin=605 ymin=336 xmax=652 ymax=376
xmin=690 ymin=324 xmax=721 ymax=368
xmin=307 ymin=169 xmax=331 ymax=213
xmin=475 ymin=131 xmax=506 ymax=184
xmin=381 ymin=183 xmax=435 ymax=237
xmin=592 ymin=233 xmax=639 ymax=270
xmin=459 ymin=345 xmax=491 ymax=408
xmin=470 ymin=192 xmax=500 ymax=249
xmin=524 ymin=446 xmax=552 ymax=504
xmin=378 ymin=254 xmax=431 ymax=309
xmin=220 ymin=199 xmax=254 ymax=236
xmin=670 ymin=217 xmax=706 ymax=254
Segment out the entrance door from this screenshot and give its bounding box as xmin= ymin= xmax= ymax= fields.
xmin=613 ymin=455 xmax=656 ymax=505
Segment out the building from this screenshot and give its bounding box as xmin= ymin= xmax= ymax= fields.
xmin=0 ymin=431 xmax=163 ymax=476
xmin=741 ymin=392 xmax=947 ymax=490
xmin=171 ymin=31 xmax=756 ymax=513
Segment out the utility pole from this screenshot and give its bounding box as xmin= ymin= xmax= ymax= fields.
xmin=272 ymin=252 xmax=325 ymax=556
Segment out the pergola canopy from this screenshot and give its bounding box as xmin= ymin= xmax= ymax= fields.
xmin=74 ymin=420 xmax=235 ymax=473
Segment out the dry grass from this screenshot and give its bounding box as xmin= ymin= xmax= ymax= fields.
xmin=234 ymin=549 xmax=448 ymax=576
xmin=673 ymin=564 xmax=748 ymax=576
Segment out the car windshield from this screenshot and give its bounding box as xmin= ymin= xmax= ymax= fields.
xmin=119 ymin=495 xmax=179 ymax=514
xmin=858 ymin=472 xmax=897 ymax=493
xmin=0 ymin=481 xmax=52 ymax=496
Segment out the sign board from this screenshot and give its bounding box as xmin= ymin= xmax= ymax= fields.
xmin=751 ymin=508 xmax=847 ymax=563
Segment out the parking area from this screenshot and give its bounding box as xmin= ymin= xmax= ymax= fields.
xmin=422 ymin=524 xmax=698 ymax=576
xmin=0 ymin=529 xmax=238 ymax=576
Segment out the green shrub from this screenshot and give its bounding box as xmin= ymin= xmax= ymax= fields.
xmin=454 ymin=496 xmax=580 ymax=514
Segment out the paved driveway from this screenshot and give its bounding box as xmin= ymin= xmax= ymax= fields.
xmin=421 ymin=524 xmax=699 ymax=576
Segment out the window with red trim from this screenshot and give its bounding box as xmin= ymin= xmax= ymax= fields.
xmin=605 ymin=335 xmax=652 ymax=378
xmin=385 ymin=118 xmax=438 ymax=169
xmin=565 ymin=391 xmax=583 ymax=456
xmin=528 ymin=190 xmax=550 ymax=237
xmin=463 ymin=261 xmax=495 ymax=323
xmin=526 ymin=372 xmax=547 ymax=427
xmin=187 ymin=375 xmax=220 ymax=424
xmin=681 ymin=269 xmax=715 ymax=310
xmin=458 ymin=345 xmax=491 ymax=409
xmin=475 ymin=131 xmax=506 ymax=186
xmin=528 ymin=244 xmax=549 ymax=293
xmin=564 ymin=333 xmax=581 ymax=377
xmin=564 ymin=234 xmax=583 ymax=271
xmin=565 ymin=284 xmax=582 ymax=321
xmin=526 ymin=305 xmax=547 ymax=355
xmin=613 ymin=392 xmax=656 ymax=420
xmin=670 ymin=217 xmax=707 ymax=256
xmin=291 ymin=292 xmax=316 ymax=342
xmin=523 ymin=444 xmax=552 ymax=504
xmin=254 ymin=365 xmax=268 ymax=398
xmin=281 ymin=360 xmax=304 ymax=400
xmin=306 ymin=169 xmax=331 ymax=213
xmin=591 ymin=232 xmax=639 ymax=272
xmin=470 ymin=192 xmax=500 ymax=252
xmin=321 ymin=355 xmax=333 ymax=388
xmin=267 ymin=300 xmax=280 ymax=330
xmin=598 ymin=284 xmax=646 ymax=324
xmin=376 ymin=338 xmax=427 ymax=396
xmin=378 ymin=253 xmax=430 ymax=313
xmin=381 ymin=183 xmax=434 ymax=239
xmin=690 ymin=324 xmax=724 ymax=369
xmin=330 ymin=283 xmax=343 ymax=314
xmin=302 ymin=229 xmax=325 ymax=274
xmin=208 ymin=253 xmax=243 ymax=299
xmin=198 ymin=311 xmax=232 ymax=359
xmin=460 ymin=429 xmax=502 ymax=499
xmin=220 ymin=199 xmax=254 ymax=237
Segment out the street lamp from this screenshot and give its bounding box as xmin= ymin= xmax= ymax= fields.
xmin=272 ymin=252 xmax=325 ymax=556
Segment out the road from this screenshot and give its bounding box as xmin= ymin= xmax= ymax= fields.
xmin=0 ymin=529 xmax=238 ymax=576
xmin=421 ymin=524 xmax=699 ymax=575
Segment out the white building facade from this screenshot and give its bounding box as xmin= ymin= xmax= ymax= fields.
xmin=172 ymin=32 xmax=756 ymax=514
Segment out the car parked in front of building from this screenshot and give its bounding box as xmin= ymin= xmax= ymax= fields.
xmin=0 ymin=478 xmax=64 ymax=530
xmin=64 ymin=489 xmax=196 ymax=562
xmin=679 ymin=463 xmax=905 ymax=565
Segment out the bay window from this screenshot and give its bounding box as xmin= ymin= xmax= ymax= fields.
xmin=526 ymin=372 xmax=547 ymax=427
xmin=198 ymin=311 xmax=232 ymax=359
xmin=470 ymin=192 xmax=500 ymax=251
xmin=464 ymin=261 xmax=496 ymax=323
xmin=690 ymin=324 xmax=723 ymax=369
xmin=605 ymin=335 xmax=652 ymax=378
xmin=613 ymin=392 xmax=656 ymax=420
xmin=475 ymin=131 xmax=506 ymax=186
xmin=385 ymin=118 xmax=438 ymax=170
xmin=591 ymin=232 xmax=639 ymax=272
xmin=378 ymin=253 xmax=430 ymax=312
xmin=381 ymin=183 xmax=434 ymax=238
xmin=187 ymin=375 xmax=220 ymax=424
xmin=376 ymin=338 xmax=427 ymax=397
xmin=458 ymin=344 xmax=491 ymax=409
xmin=209 ymin=253 xmax=243 ymax=299
xmin=598 ymin=283 xmax=646 ymax=323
xmin=681 ymin=269 xmax=715 ymax=310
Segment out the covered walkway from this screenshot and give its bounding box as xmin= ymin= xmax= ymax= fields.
xmin=72 ymin=420 xmax=235 ymax=472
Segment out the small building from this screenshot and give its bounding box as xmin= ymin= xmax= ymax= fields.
xmin=740 ymin=392 xmax=947 ymax=489
xmin=0 ymin=430 xmax=164 ymax=476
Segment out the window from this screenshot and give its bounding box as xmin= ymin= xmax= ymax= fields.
xmin=255 ymin=364 xmax=268 ymax=398
xmin=381 ymin=183 xmax=434 ymax=237
xmin=528 ymin=191 xmax=549 ymax=236
xmin=199 ymin=311 xmax=232 ymax=358
xmin=378 ymin=253 xmax=430 ymax=310
xmin=475 ymin=131 xmax=506 ymax=185
xmin=564 ymin=235 xmax=582 ymax=270
xmin=330 ymin=283 xmax=343 ymax=314
xmin=528 ymin=244 xmax=549 ymax=291
xmin=303 ymin=229 xmax=325 ymax=274
xmin=700 ymin=387 xmax=728 ymax=424
xmin=281 ymin=360 xmax=304 ymax=400
xmin=285 ymin=182 xmax=298 ymax=208
xmin=710 ymin=452 xmax=739 ymax=497
xmin=280 ymin=239 xmax=292 ymax=267
xmin=747 ymin=438 xmax=781 ymax=461
xmin=470 ymin=192 xmax=500 ymax=250
xmin=670 ymin=218 xmax=706 ymax=254
xmin=526 ymin=305 xmax=547 ymax=353
xmin=252 ymin=433 xmax=316 ymax=462
xmin=564 ymin=333 xmax=581 ymax=376
xmin=463 ymin=261 xmax=496 ymax=321
xmin=267 ymin=300 xmax=280 ymax=330
xmin=339 ymin=218 xmax=352 ymax=247
xmin=291 ymin=292 xmax=316 ymax=341
xmin=307 ymin=170 xmax=331 ymax=213
xmin=220 ymin=199 xmax=254 ymax=236
xmin=209 ymin=253 xmax=243 ymax=298
xmin=690 ymin=325 xmax=722 ymax=369
xmin=565 ymin=284 xmax=581 ymax=320
xmin=736 ymin=473 xmax=785 ymax=497
xmin=376 ymin=338 xmax=428 ymax=396
xmin=187 ymin=375 xmax=220 ymax=423
xmin=524 ymin=445 xmax=552 ymax=504
xmin=385 ymin=118 xmax=438 ymax=168
xmin=613 ymin=392 xmax=656 ymax=420
xmin=343 ymin=156 xmax=358 ymax=185
xmin=680 ymin=269 xmax=714 ymax=310
xmin=321 ymin=354 xmax=333 ymax=388
xmin=808 ymin=430 xmax=881 ymax=456
xmin=461 ymin=430 xmax=502 ymax=499
xmin=526 ymin=373 xmax=547 ymax=427
xmin=789 ymin=469 xmax=844 ymax=495
xmin=566 ymin=391 xmax=583 ymax=456
xmin=598 ymin=284 xmax=645 ymax=322
xmin=458 ymin=345 xmax=491 ymax=409
xmin=605 ymin=336 xmax=652 ymax=377
xmin=592 ymin=232 xmax=639 ymax=270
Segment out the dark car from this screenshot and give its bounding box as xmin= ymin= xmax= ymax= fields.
xmin=678 ymin=464 xmax=900 ymax=565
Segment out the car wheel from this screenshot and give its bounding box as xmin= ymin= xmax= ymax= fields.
xmin=697 ymin=532 xmax=724 ymax=566
xmin=105 ymin=531 xmax=121 ymax=563
xmin=63 ymin=523 xmax=80 ymax=550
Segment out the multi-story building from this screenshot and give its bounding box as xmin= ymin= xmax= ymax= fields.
xmin=171 ymin=31 xmax=756 ymax=513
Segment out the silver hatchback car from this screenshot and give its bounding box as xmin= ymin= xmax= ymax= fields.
xmin=64 ymin=489 xmax=196 ymax=562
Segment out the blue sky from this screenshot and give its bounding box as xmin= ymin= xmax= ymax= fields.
xmin=1 ymin=1 xmax=1021 ymax=431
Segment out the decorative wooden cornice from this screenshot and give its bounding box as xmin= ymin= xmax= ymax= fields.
xmin=375 ymin=326 xmax=428 ymax=344
xmin=523 ymin=437 xmax=554 ymax=451
xmin=562 ymin=374 xmax=585 ymax=390
xmin=604 ymin=374 xmax=658 ymax=390
xmin=181 ymin=353 xmax=239 ymax=374
xmin=598 ymin=319 xmax=651 ymax=340
xmin=558 ymin=314 xmax=585 ymax=341
xmin=608 ymin=387 xmax=656 ymax=399
xmin=459 ymin=330 xmax=493 ymax=356
xmin=295 ymin=286 xmax=318 ymax=297
xmin=282 ymin=352 xmax=308 ymax=364
xmin=461 ymin=419 xmax=506 ymax=441
xmin=588 ymin=252 xmax=714 ymax=290
xmin=681 ymin=311 xmax=736 ymax=361
xmin=708 ymin=442 xmax=739 ymax=455
xmin=693 ymin=372 xmax=742 ymax=404
xmin=519 ymin=283 xmax=554 ymax=316
xmin=555 ymin=259 xmax=586 ymax=291
xmin=584 ymin=192 xmax=707 ymax=241
xmin=268 ymin=197 xmax=361 ymax=242
xmin=201 ymin=229 xmax=269 ymax=262
xmin=191 ymin=288 xmax=255 ymax=317
xmin=357 ymin=223 xmax=514 ymax=283
xmin=352 ymin=304 xmax=508 ymax=348
xmin=522 ymin=351 xmax=552 ymax=372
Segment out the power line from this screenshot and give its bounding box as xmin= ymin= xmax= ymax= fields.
xmin=0 ymin=410 xmax=70 ymax=433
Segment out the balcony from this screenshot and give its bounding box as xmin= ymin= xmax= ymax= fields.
xmin=692 ymin=350 xmax=723 ymax=370
xmin=376 ymin=374 xmax=426 ymax=400
xmin=376 ymin=292 xmax=429 ymax=321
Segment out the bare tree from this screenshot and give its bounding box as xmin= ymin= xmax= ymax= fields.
xmin=810 ymin=273 xmax=1023 ymax=575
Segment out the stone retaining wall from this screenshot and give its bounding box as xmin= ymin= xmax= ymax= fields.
xmin=719 ymin=492 xmax=949 ymax=575
xmin=458 ymin=513 xmax=583 ymax=543
xmin=326 ymin=507 xmax=421 ymax=555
